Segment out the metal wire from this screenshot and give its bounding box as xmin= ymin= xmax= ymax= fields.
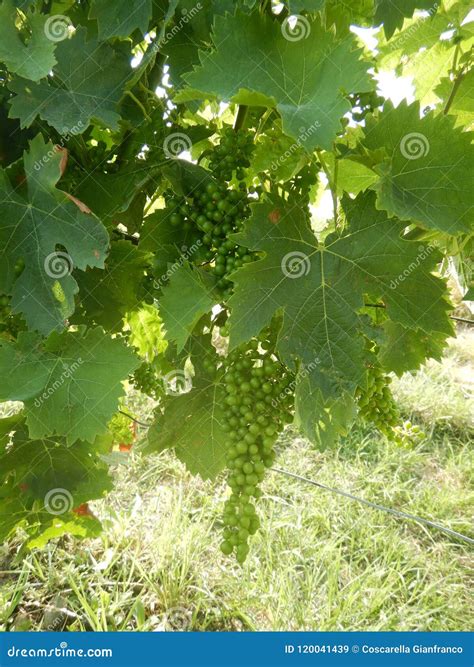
xmin=118 ymin=408 xmax=474 ymax=546
xmin=118 ymin=410 xmax=153 ymax=428
xmin=271 ymin=466 xmax=474 ymax=546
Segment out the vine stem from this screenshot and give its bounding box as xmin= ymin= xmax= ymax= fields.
xmin=233 ymin=105 xmax=248 ymax=132
xmin=443 ymin=65 xmax=468 ymax=115
xmin=124 ymin=90 xmax=152 ymax=122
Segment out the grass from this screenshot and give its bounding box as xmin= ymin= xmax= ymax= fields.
xmin=0 ymin=331 xmax=473 ymax=632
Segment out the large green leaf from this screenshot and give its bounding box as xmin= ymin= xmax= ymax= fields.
xmin=8 ymin=27 xmax=131 ymax=134
xmin=0 ymin=0 xmax=57 ymax=81
xmin=0 ymin=327 xmax=139 ymax=444
xmin=227 ymin=191 xmax=451 ymax=411
xmin=288 ymin=0 xmax=325 ymax=11
xmin=363 ymin=102 xmax=473 ymax=234
xmin=74 ymin=240 xmax=151 ymax=331
xmin=364 ymin=103 xmax=474 ymax=234
xmin=159 ymin=262 xmax=217 ymax=352
xmin=0 ymin=134 xmax=109 ymax=335
xmin=374 ymin=0 xmax=437 ymax=38
xmin=380 ymin=320 xmax=449 ymax=375
xmin=144 ymin=367 xmax=228 ymax=480
xmin=0 ymin=416 xmax=112 ymax=544
xmin=89 ymin=0 xmax=152 ymax=40
xmin=177 ymin=12 xmax=373 ymax=150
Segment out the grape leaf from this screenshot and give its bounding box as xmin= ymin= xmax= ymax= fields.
xmin=294 ymin=368 xmax=357 ymax=448
xmin=0 ymin=0 xmax=57 ymax=81
xmin=89 ymin=0 xmax=152 ymax=40
xmin=177 ymin=12 xmax=373 ymax=150
xmin=125 ymin=303 xmax=167 ymax=360
xmin=0 ymin=327 xmax=139 ymax=444
xmin=363 ymin=102 xmax=474 ymax=235
xmin=74 ymin=240 xmax=151 ymax=331
xmin=144 ymin=368 xmax=228 ymax=479
xmin=377 ymin=13 xmax=451 ymax=69
xmin=380 ymin=320 xmax=449 ymax=375
xmin=161 ymin=0 xmax=219 ymax=90
xmin=327 ymin=156 xmax=378 ymax=195
xmin=0 ymin=415 xmax=112 ymax=544
xmin=73 ymin=167 xmax=154 ymax=230
xmin=324 ymin=0 xmax=374 ymax=34
xmin=288 ymin=0 xmax=325 ymax=11
xmin=8 ymin=27 xmax=131 ymax=134
xmin=159 ymin=262 xmax=217 ymax=352
xmin=0 ymin=134 xmax=109 ymax=335
xmin=374 ymin=0 xmax=438 ymax=38
xmin=228 ymin=191 xmax=451 ymax=410
xmin=252 ymin=125 xmax=307 ymax=181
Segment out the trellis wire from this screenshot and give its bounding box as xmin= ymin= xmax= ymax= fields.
xmin=271 ymin=466 xmax=474 ymax=546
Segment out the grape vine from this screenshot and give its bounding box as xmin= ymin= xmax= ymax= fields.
xmin=0 ymin=0 xmax=469 ymax=556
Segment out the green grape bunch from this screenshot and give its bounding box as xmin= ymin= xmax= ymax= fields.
xmin=219 ymin=333 xmax=294 ymax=563
xmin=131 ymin=362 xmax=165 ymax=401
xmin=153 ymin=130 xmax=261 ymax=301
xmin=356 ymin=342 xmax=399 ymax=436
